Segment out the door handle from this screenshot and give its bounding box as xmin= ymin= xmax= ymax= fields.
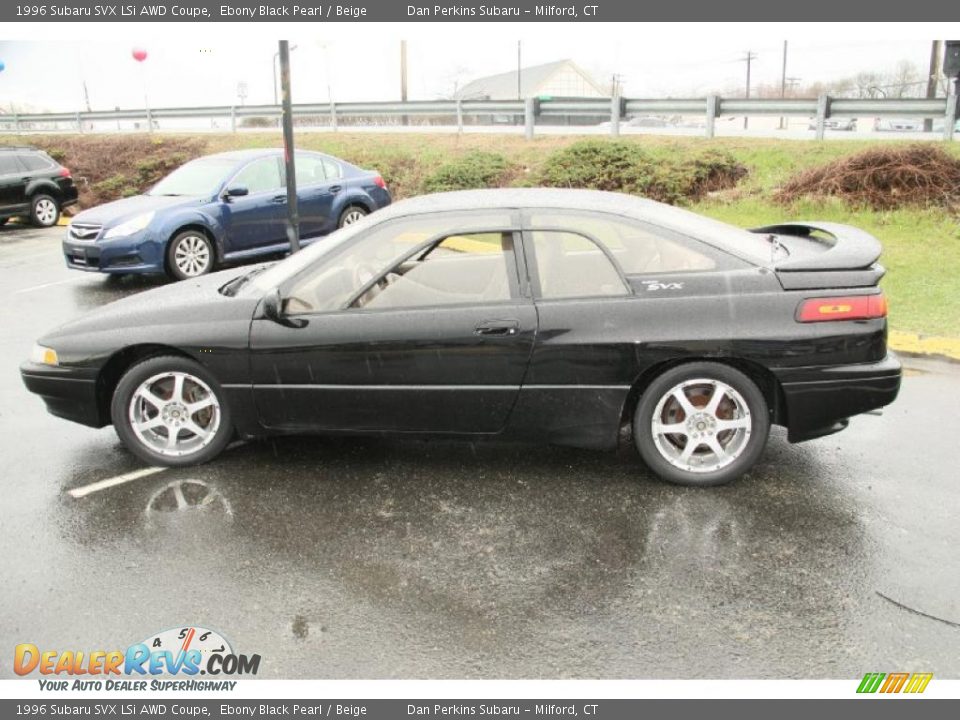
xmin=474 ymin=319 xmax=520 ymax=336
xmin=272 ymin=194 xmax=287 ymax=204
xmin=328 ymin=185 xmax=342 ymax=193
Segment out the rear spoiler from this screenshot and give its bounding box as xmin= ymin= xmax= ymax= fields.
xmin=749 ymin=222 xmax=884 ymax=290
xmin=749 ymin=222 xmax=881 ymax=271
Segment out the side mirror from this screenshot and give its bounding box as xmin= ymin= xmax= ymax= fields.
xmin=223 ymin=185 xmax=249 ymax=201
xmin=262 ymin=288 xmax=307 ymax=329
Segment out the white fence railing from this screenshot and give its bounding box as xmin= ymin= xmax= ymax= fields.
xmin=1 ymin=95 xmax=956 ymax=140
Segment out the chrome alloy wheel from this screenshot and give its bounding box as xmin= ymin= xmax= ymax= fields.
xmin=650 ymin=378 xmax=752 ymax=474
xmin=34 ymin=198 xmax=58 ymax=226
xmin=128 ymin=371 xmax=221 ymax=458
xmin=341 ymin=208 xmax=366 ymax=225
xmin=172 ymin=234 xmax=211 ymax=277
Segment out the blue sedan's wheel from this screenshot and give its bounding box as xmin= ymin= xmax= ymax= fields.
xmin=634 ymin=362 xmax=770 ymax=486
xmin=338 ymin=206 xmax=367 ymax=228
xmin=167 ymin=230 xmax=214 ymax=281
xmin=111 ymin=355 xmax=233 ymax=467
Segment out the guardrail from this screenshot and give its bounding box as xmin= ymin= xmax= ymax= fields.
xmin=1 ymin=94 xmax=956 ymax=140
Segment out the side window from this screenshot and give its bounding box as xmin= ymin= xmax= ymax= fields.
xmin=294 ymin=155 xmax=327 ymax=186
xmin=528 ymin=212 xmax=716 ymax=274
xmin=359 ymin=232 xmax=515 ymax=310
xmin=283 ymin=211 xmax=513 ymax=314
xmin=322 ymin=159 xmax=342 ymax=180
xmin=231 ymin=157 xmax=282 ymax=194
xmin=0 ymin=154 xmax=21 ymax=175
xmin=529 ymin=231 xmax=629 ymax=299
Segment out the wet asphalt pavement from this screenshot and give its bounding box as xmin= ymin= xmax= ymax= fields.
xmin=1 ymin=225 xmax=958 ymax=679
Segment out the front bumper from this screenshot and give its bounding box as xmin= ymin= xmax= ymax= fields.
xmin=776 ymin=353 xmax=902 ymax=442
xmin=20 ymin=361 xmax=105 ymax=428
xmin=63 ymin=230 xmax=165 ymax=274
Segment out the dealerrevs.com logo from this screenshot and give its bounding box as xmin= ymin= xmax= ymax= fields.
xmin=14 ymin=626 xmax=260 ymax=691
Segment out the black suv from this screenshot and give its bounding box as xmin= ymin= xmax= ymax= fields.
xmin=0 ymin=147 xmax=79 ymax=228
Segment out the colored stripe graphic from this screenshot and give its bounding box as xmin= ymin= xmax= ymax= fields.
xmin=903 ymin=673 xmax=933 ymax=694
xmin=880 ymin=672 xmax=909 ymax=693
xmin=857 ymin=673 xmax=885 ymax=693
xmin=857 ymin=672 xmax=932 ymax=694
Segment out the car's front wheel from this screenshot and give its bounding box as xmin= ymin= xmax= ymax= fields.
xmin=111 ymin=355 xmax=233 ymax=467
xmin=634 ymin=362 xmax=770 ymax=486
xmin=167 ymin=230 xmax=214 ymax=280
xmin=30 ymin=194 xmax=60 ymax=227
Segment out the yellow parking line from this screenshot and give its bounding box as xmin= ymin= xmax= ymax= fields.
xmin=889 ymin=330 xmax=960 ymax=362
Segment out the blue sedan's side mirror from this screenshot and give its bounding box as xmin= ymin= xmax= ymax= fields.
xmin=223 ymin=185 xmax=249 ymax=200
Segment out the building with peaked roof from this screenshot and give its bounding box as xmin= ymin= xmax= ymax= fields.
xmin=455 ymin=59 xmax=607 ymax=100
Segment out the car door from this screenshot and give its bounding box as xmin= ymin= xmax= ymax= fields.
xmin=248 ymin=210 xmax=537 ymax=434
xmin=220 ymin=156 xmax=287 ymax=254
xmin=0 ymin=153 xmax=27 ymax=215
xmin=292 ymin=154 xmax=338 ymax=239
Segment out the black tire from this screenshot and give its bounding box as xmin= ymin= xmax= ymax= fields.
xmin=166 ymin=229 xmax=215 ymax=281
xmin=633 ymin=362 xmax=770 ymax=487
xmin=337 ymin=205 xmax=368 ymax=228
xmin=111 ymin=355 xmax=233 ymax=468
xmin=30 ymin=194 xmax=60 ymax=228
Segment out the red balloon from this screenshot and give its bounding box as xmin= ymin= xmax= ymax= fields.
xmin=132 ymin=48 xmax=148 ymax=62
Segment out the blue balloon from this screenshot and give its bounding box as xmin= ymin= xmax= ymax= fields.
xmin=0 ymin=61 xmax=5 ymax=72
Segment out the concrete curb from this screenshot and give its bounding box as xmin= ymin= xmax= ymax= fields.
xmin=889 ymin=330 xmax=960 ymax=363
xmin=7 ymin=217 xmax=70 ymax=227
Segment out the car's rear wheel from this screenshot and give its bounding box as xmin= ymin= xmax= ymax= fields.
xmin=338 ymin=206 xmax=367 ymax=228
xmin=111 ymin=355 xmax=232 ymax=467
xmin=30 ymin=194 xmax=60 ymax=227
xmin=167 ymin=230 xmax=214 ymax=280
xmin=634 ymin=362 xmax=769 ymax=486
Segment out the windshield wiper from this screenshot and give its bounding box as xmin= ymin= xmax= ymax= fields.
xmin=220 ymin=265 xmax=270 ymax=296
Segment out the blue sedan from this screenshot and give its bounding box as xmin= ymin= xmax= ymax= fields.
xmin=63 ymin=149 xmax=391 ymax=280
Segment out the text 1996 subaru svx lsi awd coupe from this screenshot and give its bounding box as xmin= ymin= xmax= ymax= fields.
xmin=62 ymin=149 xmax=390 ymax=281
xmin=23 ymin=189 xmax=901 ymax=486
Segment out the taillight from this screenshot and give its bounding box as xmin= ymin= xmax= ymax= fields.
xmin=59 ymin=167 xmax=71 ymax=178
xmin=796 ymin=293 xmax=887 ymax=323
xmin=372 ymin=175 xmax=386 ymax=189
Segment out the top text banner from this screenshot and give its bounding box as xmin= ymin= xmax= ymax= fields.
xmin=3 ymin=0 xmax=959 ymax=22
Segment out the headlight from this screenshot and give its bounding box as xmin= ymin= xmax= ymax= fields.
xmin=30 ymin=344 xmax=59 ymax=366
xmin=103 ymin=212 xmax=155 ymax=240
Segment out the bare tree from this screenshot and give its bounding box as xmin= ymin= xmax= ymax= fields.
xmin=886 ymin=60 xmax=922 ymax=98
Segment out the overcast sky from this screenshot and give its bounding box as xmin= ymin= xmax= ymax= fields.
xmin=0 ymin=34 xmax=943 ymax=112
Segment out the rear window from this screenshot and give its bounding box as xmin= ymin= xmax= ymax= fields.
xmin=18 ymin=153 xmax=55 ymax=172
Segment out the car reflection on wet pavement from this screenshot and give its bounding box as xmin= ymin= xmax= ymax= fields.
xmin=1 ymin=226 xmax=958 ymax=679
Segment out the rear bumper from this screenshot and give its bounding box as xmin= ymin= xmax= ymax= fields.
xmin=776 ymin=353 xmax=902 ymax=442
xmin=21 ymin=362 xmax=104 ymax=428
xmin=60 ymin=185 xmax=79 ymax=208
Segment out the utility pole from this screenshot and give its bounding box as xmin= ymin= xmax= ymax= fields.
xmin=925 ymin=40 xmax=943 ymax=132
xmin=743 ymin=50 xmax=757 ymax=129
xmin=517 ymin=41 xmax=522 ymax=99
xmin=779 ymin=41 xmax=788 ymax=130
xmin=278 ymin=40 xmax=300 ymax=254
xmin=273 ymin=44 xmax=297 ymax=106
xmin=400 ymin=40 xmax=408 ymax=125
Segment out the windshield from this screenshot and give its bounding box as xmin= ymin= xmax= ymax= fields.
xmin=147 ymin=158 xmax=238 ymax=197
xmin=239 ymin=219 xmax=374 ymax=297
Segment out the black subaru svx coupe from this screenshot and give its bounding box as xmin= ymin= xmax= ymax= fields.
xmin=21 ymin=189 xmax=901 ymax=486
